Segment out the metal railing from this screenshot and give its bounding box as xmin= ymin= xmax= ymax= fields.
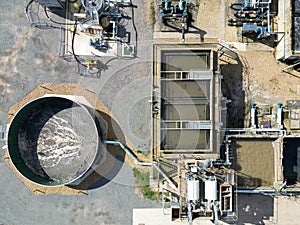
xmin=161 ymin=70 xmax=213 ymax=80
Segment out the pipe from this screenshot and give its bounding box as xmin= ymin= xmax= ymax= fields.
xmin=267 ymin=3 xmax=270 ymax=32
xmin=104 ymin=140 xmax=152 ymax=166
xmin=179 ymin=0 xmax=184 ymax=11
xmin=225 ymin=128 xmax=285 ymax=133
xmin=181 ymin=19 xmax=185 ymax=43
xmin=165 ymin=0 xmax=169 ymax=11
xmin=187 ymin=202 xmax=193 ymax=225
xmin=104 ymin=140 xmax=178 ymax=191
xmin=236 ymin=189 xmax=277 ymax=195
xmin=251 ymin=103 xmax=256 ymax=128
xmin=277 ymin=103 xmax=282 ymax=128
xmin=235 ymin=189 xmax=300 ymax=195
xmin=282 ymin=61 xmax=300 ymax=72
xmin=213 ymin=204 xmax=219 ymax=225
xmin=111 ymin=21 xmax=116 ymax=39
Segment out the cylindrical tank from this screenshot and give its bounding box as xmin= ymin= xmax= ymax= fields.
xmin=187 ymin=177 xmax=199 ymax=201
xmin=205 ymin=180 xmax=217 ymax=202
xmin=7 ymin=95 xmax=105 ymax=186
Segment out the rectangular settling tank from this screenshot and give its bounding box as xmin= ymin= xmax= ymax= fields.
xmin=153 ymin=44 xmax=221 ymax=159
xmin=232 ymin=138 xmax=275 ymax=188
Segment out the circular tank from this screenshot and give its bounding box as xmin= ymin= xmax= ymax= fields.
xmin=7 ymin=96 xmax=103 ymax=186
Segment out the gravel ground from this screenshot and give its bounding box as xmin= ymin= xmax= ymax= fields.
xmin=0 ymin=160 xmax=159 ymax=225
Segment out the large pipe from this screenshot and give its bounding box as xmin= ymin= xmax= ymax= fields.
xmin=267 ymin=3 xmax=270 ymax=32
xmin=179 ymin=0 xmax=184 ymax=11
xmin=104 ymin=140 xmax=178 ymax=191
xmin=187 ymin=202 xmax=193 ymax=225
xmin=213 ymin=204 xmax=219 ymax=225
xmin=277 ymin=103 xmax=282 ymax=128
xmin=165 ymin=0 xmax=169 ymax=11
xmin=251 ymin=103 xmax=256 ymax=128
xmin=235 ymin=189 xmax=300 ymax=195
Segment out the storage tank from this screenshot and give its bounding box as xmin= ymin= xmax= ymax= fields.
xmin=205 ymin=179 xmax=217 ymax=202
xmin=187 ymin=177 xmax=199 ymax=201
xmin=7 ymin=95 xmax=105 ymax=186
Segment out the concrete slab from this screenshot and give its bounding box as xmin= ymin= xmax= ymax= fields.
xmin=277 ymin=196 xmax=300 ymax=225
xmin=133 ymin=208 xmax=215 ymax=225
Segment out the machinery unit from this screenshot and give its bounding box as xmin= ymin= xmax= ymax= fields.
xmin=228 ymin=0 xmax=275 ymax=40
xmin=76 ymin=0 xmax=131 ymax=50
xmin=159 ymin=0 xmax=190 ymax=40
xmin=26 ymin=0 xmax=135 ymax=76
xmin=183 ymin=161 xmax=236 ymax=224
xmin=248 ymin=102 xmax=285 ymax=129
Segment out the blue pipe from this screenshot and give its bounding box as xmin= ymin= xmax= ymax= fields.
xmin=236 ymin=189 xmax=300 ymax=196
xmin=179 ymin=0 xmax=184 ymax=11
xmin=165 ymin=0 xmax=169 ymax=11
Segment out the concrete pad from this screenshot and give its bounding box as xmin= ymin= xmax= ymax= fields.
xmin=133 ymin=208 xmax=216 ymax=225
xmin=277 ymin=196 xmax=300 ymax=225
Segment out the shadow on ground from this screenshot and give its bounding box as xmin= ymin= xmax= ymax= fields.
xmin=70 ymin=111 xmax=127 ymax=190
xmin=237 ymin=194 xmax=274 ymax=225
xmin=220 ymin=55 xmax=246 ymax=128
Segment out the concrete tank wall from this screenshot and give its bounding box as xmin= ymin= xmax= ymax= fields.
xmin=7 ymin=95 xmax=105 ymax=186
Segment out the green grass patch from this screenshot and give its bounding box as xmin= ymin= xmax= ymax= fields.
xmin=132 ymin=167 xmax=161 ymax=200
xmin=133 ymin=167 xmax=150 ymax=186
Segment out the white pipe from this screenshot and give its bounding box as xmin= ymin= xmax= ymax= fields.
xmin=267 ymin=4 xmax=270 ymax=32
xmin=250 ymin=103 xmax=256 ymax=128
xmin=282 ymin=61 xmax=300 ymax=72
xmin=236 ymin=189 xmax=277 ymax=194
xmin=104 ymin=140 xmax=152 ymax=166
xmin=213 ymin=204 xmax=219 ymax=225
xmin=225 ymin=128 xmax=284 ymax=133
xmin=187 ymin=202 xmax=193 ymax=225
xmin=235 ymin=188 xmax=300 ymax=195
xmin=104 ymin=140 xmax=178 ymax=191
xmin=111 ymin=21 xmax=116 ymax=39
xmin=277 ymin=103 xmax=282 ymax=128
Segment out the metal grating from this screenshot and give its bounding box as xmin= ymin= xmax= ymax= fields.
xmin=294 ymin=0 xmax=300 ymax=14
